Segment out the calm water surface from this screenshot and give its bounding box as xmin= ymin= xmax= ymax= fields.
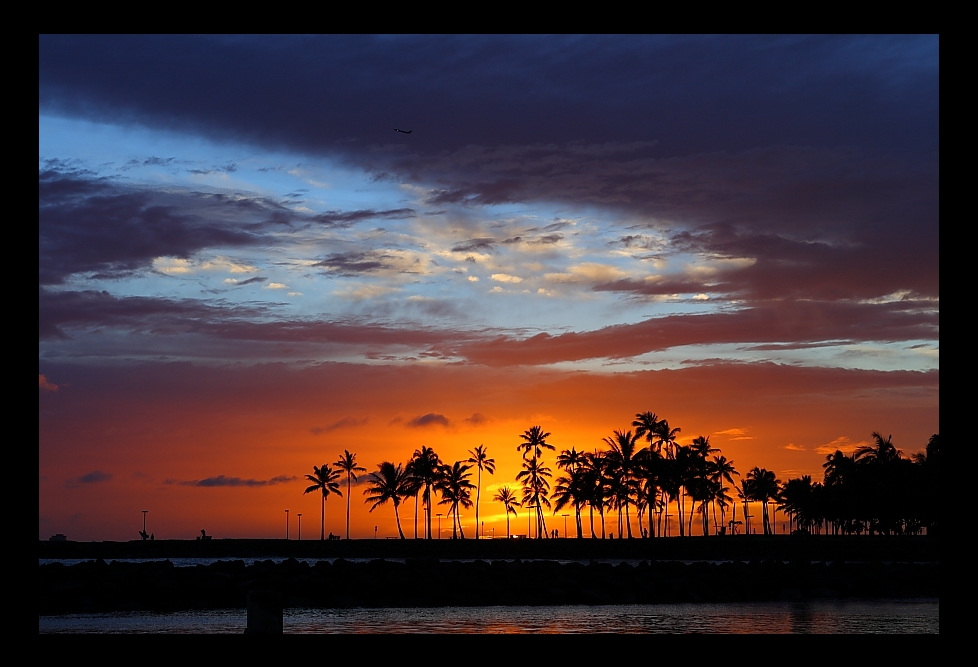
xmin=39 ymin=599 xmax=938 ymax=634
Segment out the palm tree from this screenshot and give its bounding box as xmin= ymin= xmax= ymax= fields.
xmin=335 ymin=450 xmax=366 ymax=540
xmin=435 ymin=461 xmax=475 ymax=538
xmin=735 ymin=479 xmax=751 ymax=535
xmin=493 ymin=486 xmax=519 ymax=538
xmin=603 ymin=429 xmax=646 ymax=538
xmin=673 ymin=444 xmax=699 ymax=536
xmin=304 ymin=464 xmax=342 ymax=540
xmin=582 ymin=451 xmax=610 ymax=538
xmin=551 ymin=467 xmax=591 ymax=539
xmin=654 ymin=419 xmax=682 ymax=460
xmin=707 ymin=455 xmax=738 ymax=535
xmin=635 ymin=450 xmax=666 ymax=537
xmin=466 ymin=444 xmax=496 ymax=539
xmin=517 ymin=426 xmax=555 ymax=538
xmin=518 ymin=426 xmax=555 ymax=460
xmin=632 ymin=411 xmax=661 ymax=454
xmin=746 ymin=467 xmax=781 ymax=535
xmin=408 ymin=446 xmax=442 ymax=539
xmin=855 ymin=432 xmax=901 ymax=466
xmin=517 ymin=456 xmax=553 ymax=538
xmin=363 ymin=462 xmax=412 ymax=539
xmin=555 ymin=448 xmax=587 ymax=537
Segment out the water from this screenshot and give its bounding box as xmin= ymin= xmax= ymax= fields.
xmin=39 ymin=599 xmax=938 ymax=634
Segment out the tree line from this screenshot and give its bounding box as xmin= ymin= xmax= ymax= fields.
xmin=302 ymin=412 xmax=940 ymax=540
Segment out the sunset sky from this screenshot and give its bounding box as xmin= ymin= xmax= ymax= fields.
xmin=39 ymin=35 xmax=938 ymax=541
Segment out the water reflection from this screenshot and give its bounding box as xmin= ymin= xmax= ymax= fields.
xmin=40 ymin=600 xmax=938 ymax=634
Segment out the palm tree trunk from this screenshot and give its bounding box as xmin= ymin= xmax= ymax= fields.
xmin=679 ymin=489 xmax=686 ymax=537
xmin=475 ymin=468 xmax=481 ymax=539
xmin=394 ymin=504 xmax=405 ymax=539
xmin=320 ymin=494 xmax=325 ymax=541
xmin=346 ymin=474 xmax=352 ymax=540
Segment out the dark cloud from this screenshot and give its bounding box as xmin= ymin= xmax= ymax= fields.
xmin=40 ymin=35 xmax=936 ymax=160
xmin=230 ymin=276 xmax=267 ymax=287
xmin=451 ymin=238 xmax=496 ymax=253
xmin=173 ymin=474 xmax=296 ymax=487
xmin=38 ymin=288 xmax=461 ymax=357
xmin=453 ymin=299 xmax=939 ymax=367
xmin=39 ymin=169 xmax=263 ymax=285
xmin=38 ymin=35 xmax=938 ymax=253
xmin=37 ymin=36 xmax=938 ymax=366
xmin=313 ymin=251 xmax=400 ymax=275
xmin=78 ymin=470 xmax=112 ymax=484
xmin=312 ymin=208 xmax=415 ymax=228
xmin=464 ymin=413 xmax=488 ymax=425
xmin=121 ymin=156 xmax=174 ymax=170
xmin=312 ymin=416 xmax=369 ymax=434
xmin=406 ymin=412 xmax=451 ymax=428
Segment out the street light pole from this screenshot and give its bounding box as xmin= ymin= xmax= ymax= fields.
xmin=297 ymin=514 xmax=302 ymax=541
xmin=142 ymin=510 xmax=148 ymax=534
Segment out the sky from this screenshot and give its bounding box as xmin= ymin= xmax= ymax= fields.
xmin=39 ymin=35 xmax=939 ymax=541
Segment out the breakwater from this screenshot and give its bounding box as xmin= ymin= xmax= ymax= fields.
xmin=39 ymin=553 xmax=938 ymax=614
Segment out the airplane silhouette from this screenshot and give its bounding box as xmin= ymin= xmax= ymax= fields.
xmin=394 ymin=128 xmax=413 ymax=134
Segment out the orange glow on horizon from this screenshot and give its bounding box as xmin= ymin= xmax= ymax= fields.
xmin=39 ymin=361 xmax=937 ymax=542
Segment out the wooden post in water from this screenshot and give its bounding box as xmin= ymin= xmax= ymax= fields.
xmin=245 ymin=590 xmax=283 ymax=634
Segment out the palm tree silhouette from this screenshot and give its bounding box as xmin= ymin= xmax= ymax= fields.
xmin=746 ymin=467 xmax=781 ymax=535
xmin=654 ymin=419 xmax=682 ymax=460
xmin=466 ymin=445 xmax=495 ymax=539
xmin=517 ymin=456 xmax=553 ymax=538
xmin=436 ymin=461 xmax=475 ymax=538
xmin=707 ymin=455 xmax=738 ymax=534
xmin=363 ymin=461 xmax=412 ymax=539
xmin=603 ymin=429 xmax=646 ymax=538
xmin=304 ymin=464 xmax=342 ymax=540
xmin=493 ymin=486 xmax=519 ymax=538
xmin=408 ymin=446 xmax=442 ymax=539
xmin=552 ymin=468 xmax=590 ymax=538
xmin=555 ymin=447 xmax=587 ymax=538
xmin=855 ymin=432 xmax=901 ymax=466
xmin=517 ymin=426 xmax=555 ymax=538
xmin=632 ymin=411 xmax=661 ymax=454
xmin=583 ymin=450 xmax=611 ymax=538
xmin=335 ymin=450 xmax=366 ymax=540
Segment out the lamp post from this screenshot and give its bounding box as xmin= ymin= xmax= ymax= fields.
xmin=285 ymin=509 xmax=289 ymax=540
xmin=142 ymin=510 xmax=148 ymax=534
xmin=297 ymin=514 xmax=302 ymax=541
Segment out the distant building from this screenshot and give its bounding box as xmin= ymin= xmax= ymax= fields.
xmin=49 ymin=534 xmax=68 ymax=542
